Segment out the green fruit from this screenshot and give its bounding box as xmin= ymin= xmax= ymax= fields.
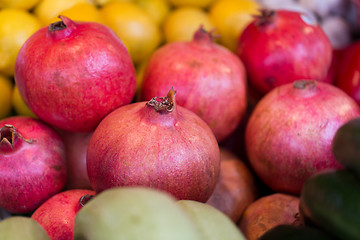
xmin=258 ymin=225 xmax=335 ymax=240
xmin=300 ymin=169 xmax=360 ymax=240
xmin=176 ymin=200 xmax=246 ymax=240
xmin=74 ymin=187 xmax=204 ymax=240
xmin=332 ymin=117 xmax=360 ymax=174
xmin=0 ymin=216 xmax=50 ymax=240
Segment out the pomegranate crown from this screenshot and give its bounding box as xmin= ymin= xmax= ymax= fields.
xmin=146 ymin=88 xmax=176 ymax=112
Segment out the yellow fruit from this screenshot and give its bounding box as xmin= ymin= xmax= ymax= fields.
xmin=100 ymin=2 xmax=161 ymax=63
xmin=92 ymin=0 xmax=133 ymax=7
xmin=0 ymin=0 xmax=41 ymax=10
xmin=0 ymin=75 xmax=13 ymax=120
xmin=48 ymin=2 xmax=105 ymax=24
xmin=135 ymin=0 xmax=170 ymax=26
xmin=34 ymin=0 xmax=91 ymax=26
xmin=0 ymin=8 xmax=41 ymax=76
xmin=209 ymin=0 xmax=260 ymax=52
xmin=163 ymin=6 xmax=215 ymax=43
xmin=167 ymin=0 xmax=214 ymax=8
xmin=12 ymin=84 xmax=37 ymax=118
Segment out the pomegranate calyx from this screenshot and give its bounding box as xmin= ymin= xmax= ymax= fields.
xmin=77 ymin=194 xmax=95 ymax=211
xmin=0 ymin=124 xmax=33 ymax=151
xmin=193 ymin=26 xmax=220 ymax=43
xmin=49 ymin=20 xmax=67 ymax=32
xmin=146 ymin=88 xmax=176 ymax=112
xmin=293 ymin=80 xmax=317 ymax=90
xmin=255 ymin=9 xmax=276 ymax=27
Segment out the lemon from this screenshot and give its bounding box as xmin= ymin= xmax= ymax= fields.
xmin=167 ymin=0 xmax=214 ymax=8
xmin=100 ymin=1 xmax=162 ymax=63
xmin=0 ymin=0 xmax=41 ymax=10
xmin=11 ymin=84 xmax=37 ymax=118
xmin=48 ymin=2 xmax=105 ymax=24
xmin=135 ymin=0 xmax=170 ymax=26
xmin=34 ymin=0 xmax=91 ymax=26
xmin=0 ymin=8 xmax=41 ymax=77
xmin=209 ymin=0 xmax=260 ymax=52
xmin=163 ymin=6 xmax=215 ymax=43
xmin=0 ymin=75 xmax=13 ymax=119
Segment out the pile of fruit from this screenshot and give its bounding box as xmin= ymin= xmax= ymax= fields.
xmin=1 ymin=0 xmax=360 ymax=239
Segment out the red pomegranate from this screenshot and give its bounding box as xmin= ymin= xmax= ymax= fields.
xmin=32 ymin=189 xmax=95 ymax=240
xmin=245 ymin=80 xmax=360 ymax=195
xmin=87 ymin=88 xmax=220 ymax=202
xmin=15 ymin=15 xmax=136 ymax=132
xmin=140 ymin=27 xmax=247 ymax=142
xmin=0 ymin=116 xmax=67 ymax=214
xmin=237 ymin=9 xmax=332 ymax=95
xmin=335 ymin=40 xmax=360 ymax=106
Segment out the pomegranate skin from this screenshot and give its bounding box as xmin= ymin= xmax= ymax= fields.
xmin=31 ymin=189 xmax=95 ymax=240
xmin=245 ymin=80 xmax=360 ymax=195
xmin=335 ymin=41 xmax=360 ymax=106
xmin=140 ymin=28 xmax=247 ymax=142
xmin=87 ymin=90 xmax=220 ymax=202
xmin=0 ymin=116 xmax=67 ymax=214
xmin=15 ymin=16 xmax=136 ymax=132
xmin=237 ymin=9 xmax=332 ymax=95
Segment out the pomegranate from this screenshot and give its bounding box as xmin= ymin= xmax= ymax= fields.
xmin=140 ymin=26 xmax=247 ymax=142
xmin=31 ymin=189 xmax=95 ymax=240
xmin=15 ymin=15 xmax=136 ymax=132
xmin=237 ymin=9 xmax=332 ymax=95
xmin=206 ymin=148 xmax=258 ymax=223
xmin=0 ymin=116 xmax=67 ymax=214
xmin=56 ymin=129 xmax=93 ymax=190
xmin=335 ymin=40 xmax=360 ymax=106
xmin=87 ymin=88 xmax=220 ymax=202
xmin=239 ymin=193 xmax=300 ymax=240
xmin=245 ymin=80 xmax=360 ymax=195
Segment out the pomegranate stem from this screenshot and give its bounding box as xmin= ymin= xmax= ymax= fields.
xmin=146 ymin=88 xmax=176 ymax=112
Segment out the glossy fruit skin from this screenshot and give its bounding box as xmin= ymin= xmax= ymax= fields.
xmin=87 ymin=90 xmax=220 ymax=202
xmin=31 ymin=189 xmax=95 ymax=240
xmin=300 ymin=170 xmax=360 ymax=240
xmin=0 ymin=116 xmax=66 ymax=214
xmin=140 ymin=28 xmax=247 ymax=142
xmin=15 ymin=16 xmax=136 ymax=132
xmin=335 ymin=41 xmax=360 ymax=106
xmin=245 ymin=80 xmax=360 ymax=195
xmin=237 ymin=9 xmax=332 ymax=95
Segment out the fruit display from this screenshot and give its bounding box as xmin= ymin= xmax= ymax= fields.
xmin=1 ymin=0 xmax=360 ymax=239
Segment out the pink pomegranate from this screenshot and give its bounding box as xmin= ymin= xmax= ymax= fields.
xmin=140 ymin=27 xmax=247 ymax=142
xmin=15 ymin=15 xmax=136 ymax=132
xmin=32 ymin=189 xmax=95 ymax=240
xmin=0 ymin=116 xmax=67 ymax=214
xmin=237 ymin=9 xmax=332 ymax=95
xmin=87 ymin=88 xmax=220 ymax=202
xmin=245 ymin=80 xmax=360 ymax=195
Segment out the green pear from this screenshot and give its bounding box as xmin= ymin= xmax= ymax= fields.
xmin=74 ymin=187 xmax=204 ymax=240
xmin=0 ymin=216 xmax=50 ymax=240
xmin=177 ymin=200 xmax=246 ymax=240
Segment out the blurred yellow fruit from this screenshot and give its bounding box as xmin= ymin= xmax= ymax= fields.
xmin=48 ymin=2 xmax=105 ymax=24
xmin=0 ymin=0 xmax=41 ymax=10
xmin=0 ymin=75 xmax=13 ymax=120
xmin=0 ymin=8 xmax=41 ymax=76
xmin=209 ymin=0 xmax=260 ymax=52
xmin=100 ymin=1 xmax=161 ymax=63
xmin=135 ymin=0 xmax=170 ymax=26
xmin=92 ymin=0 xmax=133 ymax=7
xmin=167 ymin=0 xmax=214 ymax=8
xmin=34 ymin=0 xmax=91 ymax=26
xmin=163 ymin=6 xmax=215 ymax=43
xmin=12 ymin=84 xmax=37 ymax=118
